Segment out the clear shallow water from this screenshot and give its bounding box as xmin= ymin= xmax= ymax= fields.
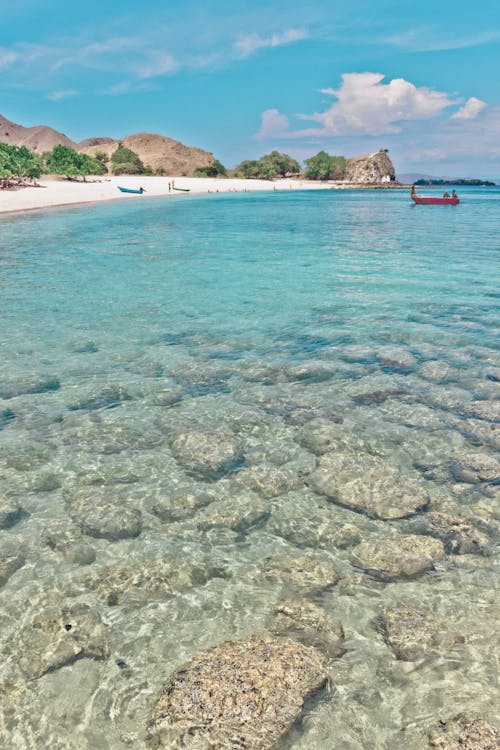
xmin=0 ymin=187 xmax=499 ymax=748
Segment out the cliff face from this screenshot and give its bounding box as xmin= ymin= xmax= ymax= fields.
xmin=79 ymin=133 xmax=214 ymax=176
xmin=344 ymin=150 xmax=396 ymax=183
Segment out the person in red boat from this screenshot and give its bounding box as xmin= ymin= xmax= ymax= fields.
xmin=451 ymin=189 xmax=458 ymax=199
xmin=443 ymin=190 xmax=450 ymax=198
xmin=410 ymin=185 xmax=417 ymax=198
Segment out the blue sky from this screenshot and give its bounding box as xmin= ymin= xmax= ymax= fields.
xmin=1 ymin=0 xmax=500 ymax=176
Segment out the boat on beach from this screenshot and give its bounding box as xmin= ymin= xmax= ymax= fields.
xmin=172 ymin=186 xmax=191 ymax=192
xmin=411 ymin=195 xmax=459 ymax=205
xmin=118 ymin=186 xmax=145 ymax=194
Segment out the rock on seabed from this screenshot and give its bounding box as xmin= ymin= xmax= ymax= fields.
xmin=170 ymin=430 xmax=243 ymax=480
xmin=350 ymin=534 xmax=445 ymax=580
xmin=428 ymin=713 xmax=499 ymax=749
xmin=308 ymin=452 xmax=429 ymax=519
xmin=148 ymin=636 xmax=327 ymax=750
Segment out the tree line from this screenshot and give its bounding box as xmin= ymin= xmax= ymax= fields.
xmin=1 ymin=140 xmax=349 ymax=182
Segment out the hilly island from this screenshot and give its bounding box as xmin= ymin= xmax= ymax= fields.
xmin=0 ymin=113 xmax=398 ymax=183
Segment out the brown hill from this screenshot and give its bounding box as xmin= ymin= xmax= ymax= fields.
xmin=0 ymin=115 xmax=215 ymax=175
xmin=79 ymin=132 xmax=214 ymax=176
xmin=77 ymin=137 xmax=115 ymax=149
xmin=0 ymin=114 xmax=76 ymax=153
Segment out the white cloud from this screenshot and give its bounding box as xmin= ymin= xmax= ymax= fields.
xmin=233 ymin=28 xmax=308 ymax=58
xmin=451 ymin=97 xmax=487 ymax=120
xmin=138 ymin=53 xmax=178 ymax=79
xmin=293 ymin=73 xmax=456 ymax=137
xmin=0 ymin=48 xmax=19 ymax=69
xmin=47 ymin=89 xmax=76 ymax=101
xmin=255 ymin=109 xmax=290 ymax=140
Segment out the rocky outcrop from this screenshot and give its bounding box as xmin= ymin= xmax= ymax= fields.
xmin=343 ymin=150 xmax=396 ymax=183
xmin=148 ymin=636 xmax=327 ymax=750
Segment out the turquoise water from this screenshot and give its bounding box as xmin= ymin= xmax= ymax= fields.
xmin=0 ymin=188 xmax=498 ymax=748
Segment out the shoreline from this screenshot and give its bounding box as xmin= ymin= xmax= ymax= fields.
xmin=0 ymin=175 xmax=409 ymax=217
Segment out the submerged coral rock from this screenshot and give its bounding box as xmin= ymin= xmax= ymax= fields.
xmin=408 ymin=512 xmax=491 ymax=555
xmin=271 ymin=598 xmax=345 ymax=658
xmin=308 ymin=452 xmax=429 ymax=519
xmin=261 ymin=551 xmax=342 ymax=591
xmin=350 ymin=534 xmax=445 ymax=580
xmin=67 ymin=492 xmax=143 ymax=540
xmin=0 ymin=376 xmax=60 ymax=399
xmin=460 ymin=419 xmax=500 ymax=449
xmin=170 ymin=430 xmax=243 ymax=480
xmin=231 ymin=463 xmax=302 ymax=497
xmin=381 ymin=605 xmax=440 ymax=661
xmin=462 ymin=400 xmax=500 ymax=422
xmin=419 ymin=361 xmax=456 ymax=383
xmin=42 ymin=522 xmax=96 ymax=565
xmin=267 ymin=504 xmax=361 ymax=550
xmin=0 ymin=551 xmax=25 ymax=588
xmin=18 ymin=603 xmax=110 ymax=679
xmin=152 ymin=485 xmax=221 ymax=523
xmin=0 ymin=496 xmax=24 ymax=529
xmin=428 ymin=713 xmax=499 ymax=749
xmin=296 ymin=419 xmax=347 ymax=455
xmin=450 ymin=454 xmax=500 ymax=484
xmin=79 ymin=557 xmax=227 ymax=607
xmin=68 ymin=385 xmax=132 ymax=411
xmin=195 ymin=494 xmax=269 ymax=533
xmin=148 ymin=636 xmax=327 ymax=750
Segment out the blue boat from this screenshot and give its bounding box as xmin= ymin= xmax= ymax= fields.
xmin=118 ymin=186 xmax=145 ymax=194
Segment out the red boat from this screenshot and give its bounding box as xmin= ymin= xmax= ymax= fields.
xmin=411 ymin=195 xmax=460 ymax=205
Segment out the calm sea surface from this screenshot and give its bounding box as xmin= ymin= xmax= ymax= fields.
xmin=0 ymin=187 xmax=499 ymax=748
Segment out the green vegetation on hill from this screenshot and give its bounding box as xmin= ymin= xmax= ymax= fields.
xmin=111 ymin=144 xmax=145 ymax=175
xmin=0 ymin=142 xmax=43 ymax=180
xmin=194 ymin=160 xmax=227 ymax=178
xmin=45 ymin=144 xmax=106 ymax=179
xmin=304 ymin=151 xmax=346 ymax=180
xmin=235 ymin=151 xmax=300 ymax=180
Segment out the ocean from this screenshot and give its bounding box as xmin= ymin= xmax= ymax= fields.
xmin=0 ymin=187 xmax=498 ymax=748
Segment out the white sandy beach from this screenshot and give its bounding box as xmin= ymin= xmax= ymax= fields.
xmin=0 ymin=175 xmax=341 ymax=215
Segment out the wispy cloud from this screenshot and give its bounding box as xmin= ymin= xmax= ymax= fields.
xmin=232 ymin=28 xmax=308 ymax=58
xmin=138 ymin=52 xmax=178 ymax=79
xmin=387 ymin=27 xmax=500 ymax=52
xmin=0 ymin=48 xmax=20 ymax=69
xmin=47 ymin=89 xmax=76 ymax=101
xmin=451 ymin=97 xmax=487 ymax=120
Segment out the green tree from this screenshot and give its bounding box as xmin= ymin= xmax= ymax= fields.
xmin=304 ymin=151 xmax=346 ymax=180
xmin=94 ymin=150 xmax=109 ymax=165
xmin=46 ymin=144 xmax=106 ymax=180
xmin=0 ymin=142 xmax=43 ymax=180
xmin=193 ymin=160 xmax=227 ymax=178
xmin=235 ymin=151 xmax=300 ymax=180
xmin=111 ymin=144 xmax=145 ymax=175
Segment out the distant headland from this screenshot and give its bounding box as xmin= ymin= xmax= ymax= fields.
xmin=414 ymin=178 xmax=496 ymax=187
